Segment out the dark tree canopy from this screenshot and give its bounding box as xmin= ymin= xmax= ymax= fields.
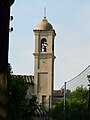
xmin=7 ymin=63 xmax=37 ymax=120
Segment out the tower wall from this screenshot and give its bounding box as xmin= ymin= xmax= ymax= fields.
xmin=33 ymin=18 xmax=56 ymax=109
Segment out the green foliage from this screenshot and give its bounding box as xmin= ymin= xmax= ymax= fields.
xmin=7 ymin=63 xmax=37 ymax=120
xmin=69 ymin=87 xmax=88 ymax=101
xmin=50 ymin=99 xmax=64 ymax=120
xmin=21 ymin=96 xmax=37 ymax=120
xmin=51 ymin=87 xmax=88 ymax=120
xmin=67 ymin=87 xmax=88 ymax=120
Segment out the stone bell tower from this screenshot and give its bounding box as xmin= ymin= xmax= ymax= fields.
xmin=33 ymin=16 xmax=56 ymax=108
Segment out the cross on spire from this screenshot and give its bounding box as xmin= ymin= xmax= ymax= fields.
xmin=44 ymin=7 xmax=46 ymax=18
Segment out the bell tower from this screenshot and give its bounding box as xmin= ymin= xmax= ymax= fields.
xmin=33 ymin=17 xmax=56 ymax=108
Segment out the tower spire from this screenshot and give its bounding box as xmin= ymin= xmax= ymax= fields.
xmin=44 ymin=7 xmax=46 ymax=18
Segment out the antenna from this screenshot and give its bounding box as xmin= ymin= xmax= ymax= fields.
xmin=44 ymin=7 xmax=46 ymax=18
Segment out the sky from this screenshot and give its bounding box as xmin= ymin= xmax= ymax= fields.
xmin=9 ymin=0 xmax=90 ymax=89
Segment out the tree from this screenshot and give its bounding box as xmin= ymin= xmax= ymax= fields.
xmin=51 ymin=87 xmax=88 ymax=120
xmin=67 ymin=87 xmax=88 ymax=120
xmin=50 ymin=99 xmax=64 ymax=120
xmin=21 ymin=95 xmax=37 ymax=120
xmin=7 ymin=63 xmax=37 ymax=120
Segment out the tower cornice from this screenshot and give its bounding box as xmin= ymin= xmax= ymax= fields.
xmin=33 ymin=52 xmax=56 ymax=59
xmin=33 ymin=30 xmax=56 ymax=37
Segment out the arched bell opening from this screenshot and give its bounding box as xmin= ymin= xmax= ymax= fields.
xmin=41 ymin=38 xmax=47 ymax=52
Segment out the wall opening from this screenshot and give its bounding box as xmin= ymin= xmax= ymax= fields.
xmin=42 ymin=95 xmax=46 ymax=107
xmin=41 ymin=38 xmax=47 ymax=52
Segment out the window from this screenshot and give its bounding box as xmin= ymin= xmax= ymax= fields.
xmin=41 ymin=38 xmax=47 ymax=52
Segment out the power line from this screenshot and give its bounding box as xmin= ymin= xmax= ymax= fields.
xmin=59 ymin=65 xmax=90 ymax=92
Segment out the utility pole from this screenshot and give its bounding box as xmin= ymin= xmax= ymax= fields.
xmin=64 ymin=82 xmax=66 ymax=120
xmin=0 ymin=0 xmax=14 ymax=120
xmin=87 ymin=75 xmax=90 ymax=120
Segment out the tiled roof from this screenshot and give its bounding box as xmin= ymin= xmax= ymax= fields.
xmin=53 ymin=90 xmax=64 ymax=97
xmin=35 ymin=105 xmax=48 ymax=117
xmin=12 ymin=75 xmax=34 ymax=84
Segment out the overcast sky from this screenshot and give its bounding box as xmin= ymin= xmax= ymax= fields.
xmin=9 ymin=0 xmax=90 ymax=89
